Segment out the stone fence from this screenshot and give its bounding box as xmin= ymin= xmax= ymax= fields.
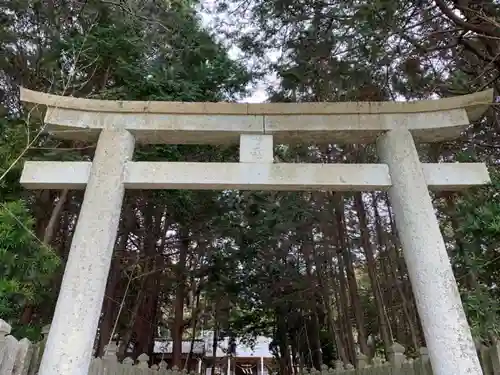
xmin=2 ymin=318 xmax=500 ymax=375
xmin=0 ymin=319 xmax=175 ymax=375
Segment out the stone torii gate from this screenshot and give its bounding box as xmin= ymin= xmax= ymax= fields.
xmin=19 ymin=88 xmax=493 ymax=375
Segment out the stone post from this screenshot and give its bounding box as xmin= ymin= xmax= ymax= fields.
xmin=137 ymin=353 xmax=150 ymax=369
xmin=101 ymin=342 xmax=119 ymax=375
xmin=0 ymin=319 xmax=12 ymax=363
xmin=103 ymin=341 xmax=118 ymax=360
xmin=0 ymin=319 xmax=11 ymax=335
xmin=387 ymin=342 xmax=405 ymax=369
xmin=419 ymin=347 xmax=429 ymax=362
xmin=376 ymin=128 xmax=482 ymax=375
xmin=489 ymin=340 xmax=500 ymax=374
xmin=334 ymin=360 xmax=343 ymax=371
xmin=356 ymin=353 xmax=368 ymax=369
xmin=37 ymin=129 xmax=135 ymax=375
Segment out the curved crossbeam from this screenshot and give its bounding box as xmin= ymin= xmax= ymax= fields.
xmin=20 ymin=87 xmax=493 ymax=144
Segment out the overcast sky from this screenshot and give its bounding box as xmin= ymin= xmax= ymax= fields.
xmin=199 ymin=0 xmax=272 ymax=103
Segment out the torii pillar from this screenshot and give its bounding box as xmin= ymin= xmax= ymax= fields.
xmin=19 ymin=88 xmax=493 ymax=375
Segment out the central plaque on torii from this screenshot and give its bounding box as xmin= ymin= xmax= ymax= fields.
xmin=19 ymin=87 xmax=493 ymax=375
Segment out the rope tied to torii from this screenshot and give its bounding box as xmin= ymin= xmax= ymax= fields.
xmin=236 ymin=363 xmax=257 ymax=375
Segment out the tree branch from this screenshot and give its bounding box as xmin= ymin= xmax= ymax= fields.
xmin=434 ymin=0 xmax=498 ymax=37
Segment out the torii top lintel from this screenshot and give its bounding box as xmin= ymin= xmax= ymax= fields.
xmin=20 ymin=87 xmax=493 ymax=145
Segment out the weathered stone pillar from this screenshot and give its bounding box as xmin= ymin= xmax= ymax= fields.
xmin=376 ymin=128 xmax=481 ymax=375
xmin=38 ymin=129 xmax=135 ymax=375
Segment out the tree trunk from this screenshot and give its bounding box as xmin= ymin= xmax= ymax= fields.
xmin=334 ymin=253 xmax=356 ymax=364
xmin=172 ymin=231 xmax=189 ymax=368
xmin=303 ymin=241 xmax=323 ymax=369
xmin=97 ymin=205 xmax=135 ymax=356
xmin=276 ymin=307 xmax=292 ymax=375
xmin=186 ymin=287 xmax=202 ymax=372
xmin=211 ymin=305 xmax=219 ymax=375
xmin=373 ymin=193 xmax=398 ymax=349
xmin=377 ymin=194 xmax=420 ymax=349
xmin=133 ymin=202 xmax=163 ymax=357
xmin=20 ymin=189 xmax=69 ymax=325
xmin=333 ymin=194 xmax=369 ymax=356
xmin=117 ymin=278 xmax=146 ymax=359
xmin=354 ymin=193 xmax=392 ymax=353
xmin=315 ymin=243 xmax=348 ymax=364
xmin=97 ymin=255 xmax=121 ymax=356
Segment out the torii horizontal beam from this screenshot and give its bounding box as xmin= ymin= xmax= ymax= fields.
xmin=21 ymin=87 xmax=493 ymax=144
xmin=21 ymin=161 xmax=490 ymax=191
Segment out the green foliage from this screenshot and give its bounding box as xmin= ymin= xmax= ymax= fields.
xmin=457 ymin=169 xmax=500 ymax=244
xmin=0 ymin=200 xmax=60 ymax=337
xmin=0 ymin=118 xmax=32 ymax=202
xmin=463 ymin=284 xmax=500 ymax=340
xmin=455 ymin=167 xmax=500 ymax=340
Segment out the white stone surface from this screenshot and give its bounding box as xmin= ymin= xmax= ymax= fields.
xmin=20 ymin=161 xmax=91 ymax=189
xmin=43 ymin=107 xmax=471 ymax=144
xmin=0 ymin=318 xmax=11 ymax=335
xmin=422 ymin=162 xmax=490 ymax=190
xmin=265 ymin=109 xmax=469 ymax=144
xmin=21 ymin=160 xmax=490 ymax=191
xmin=239 ymin=135 xmax=274 ymax=163
xmin=12 ymin=337 xmax=32 ymax=375
xmin=37 ymin=129 xmax=135 ymax=375
xmin=0 ymin=336 xmax=18 ymax=374
xmin=21 ymin=87 xmax=493 ymax=144
xmin=377 ymin=128 xmax=482 ymax=375
xmin=124 ymin=162 xmax=391 ymax=191
xmin=45 ymin=107 xmax=264 ymax=144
